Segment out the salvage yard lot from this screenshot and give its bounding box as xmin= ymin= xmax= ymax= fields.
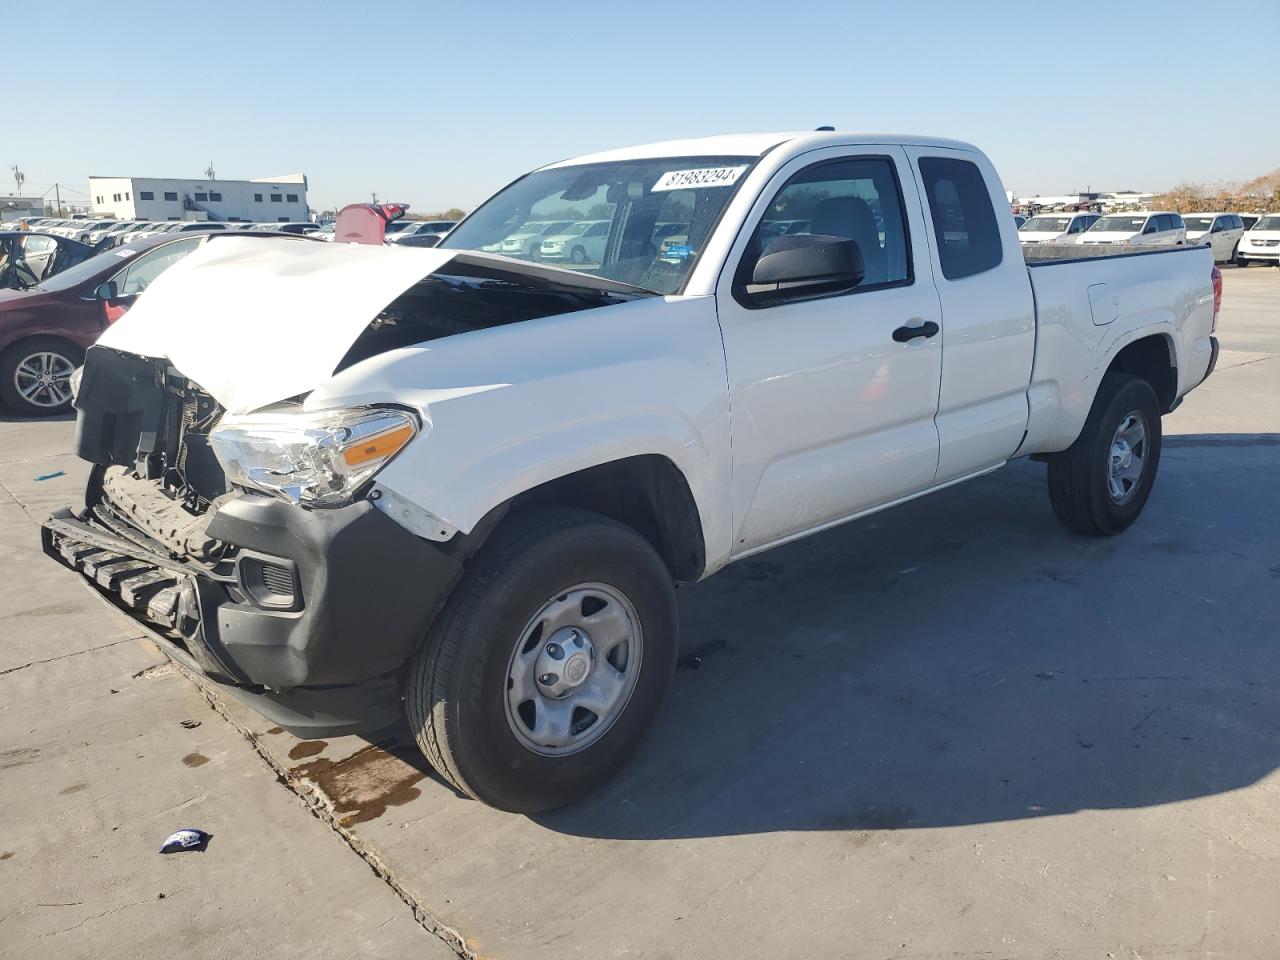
xmin=1 ymin=267 xmax=1277 ymax=959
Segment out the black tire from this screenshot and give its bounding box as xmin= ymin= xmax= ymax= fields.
xmin=570 ymin=245 xmax=588 ymax=265
xmin=0 ymin=336 xmax=83 ymax=416
xmin=1234 ymin=252 xmax=1250 ymax=268
xmin=1047 ymin=373 xmax=1162 ymax=536
xmin=405 ymin=507 xmax=678 ymax=812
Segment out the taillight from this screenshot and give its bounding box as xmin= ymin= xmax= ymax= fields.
xmin=1211 ymin=265 xmax=1222 ymax=332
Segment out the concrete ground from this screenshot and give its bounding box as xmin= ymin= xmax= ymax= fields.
xmin=1 ymin=266 xmax=1276 ymax=959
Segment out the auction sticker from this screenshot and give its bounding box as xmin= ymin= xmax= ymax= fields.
xmin=652 ymin=165 xmax=748 ymax=192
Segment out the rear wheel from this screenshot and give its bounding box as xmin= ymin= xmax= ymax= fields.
xmin=570 ymin=245 xmax=588 ymax=265
xmin=404 ymin=507 xmax=678 ymax=812
xmin=0 ymin=336 xmax=83 ymax=416
xmin=1047 ymin=373 xmax=1162 ymax=536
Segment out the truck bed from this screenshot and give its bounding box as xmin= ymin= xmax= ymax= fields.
xmin=1017 ymin=242 xmax=1216 ymax=457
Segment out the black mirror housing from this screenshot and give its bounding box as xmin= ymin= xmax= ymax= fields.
xmin=745 ymin=234 xmax=865 ymax=304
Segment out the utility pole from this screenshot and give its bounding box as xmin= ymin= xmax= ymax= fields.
xmin=55 ymin=183 xmax=62 ymax=217
xmin=205 ymin=163 xmax=216 ymax=181
xmin=371 ymin=191 xmax=379 ymax=204
xmin=10 ymin=165 xmax=23 ymax=195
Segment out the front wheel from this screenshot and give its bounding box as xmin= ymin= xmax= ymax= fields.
xmin=404 ymin=507 xmax=678 ymax=812
xmin=1047 ymin=373 xmax=1162 ymax=536
xmin=570 ymin=245 xmax=588 ymax=265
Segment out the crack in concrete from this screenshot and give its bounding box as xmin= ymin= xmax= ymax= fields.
xmin=0 ymin=637 xmax=137 ymax=676
xmin=0 ymin=474 xmax=39 ymax=523
xmin=175 ymin=667 xmax=478 ymax=960
xmin=1216 ymin=353 xmax=1274 ymax=372
xmin=39 ymin=889 xmax=186 ymax=938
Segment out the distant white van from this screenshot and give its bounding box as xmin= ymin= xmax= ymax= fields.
xmin=1079 ymin=212 xmax=1186 ymax=248
xmin=1182 ymin=213 xmax=1246 ymax=263
xmin=1236 ymin=213 xmax=1280 ymax=266
xmin=1017 ymin=212 xmax=1100 ymax=244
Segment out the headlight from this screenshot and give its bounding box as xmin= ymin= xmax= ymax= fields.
xmin=210 ymin=406 xmax=417 ymax=508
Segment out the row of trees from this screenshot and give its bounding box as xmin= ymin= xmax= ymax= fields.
xmin=1152 ymin=179 xmax=1280 ymax=214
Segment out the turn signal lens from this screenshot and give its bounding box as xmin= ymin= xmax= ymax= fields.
xmin=342 ymin=423 xmax=414 ymax=467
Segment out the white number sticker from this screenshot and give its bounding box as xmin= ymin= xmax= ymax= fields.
xmin=652 ymin=165 xmax=748 ymax=192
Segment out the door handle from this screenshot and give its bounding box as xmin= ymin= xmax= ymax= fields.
xmin=892 ymin=320 xmax=939 ymax=343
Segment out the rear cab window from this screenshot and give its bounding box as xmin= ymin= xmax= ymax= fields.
xmin=917 ymin=157 xmax=1002 ymax=279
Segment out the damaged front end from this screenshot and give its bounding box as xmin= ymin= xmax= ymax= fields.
xmin=42 ymin=348 xmax=461 ymax=736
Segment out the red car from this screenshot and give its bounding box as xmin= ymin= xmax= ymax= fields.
xmin=0 ymin=231 xmax=312 ymax=416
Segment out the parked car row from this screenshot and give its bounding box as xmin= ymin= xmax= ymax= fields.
xmin=0 ymin=217 xmax=329 ymax=250
xmin=1017 ymin=209 xmax=1272 ymax=265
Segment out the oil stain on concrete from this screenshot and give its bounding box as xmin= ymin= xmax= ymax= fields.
xmin=182 ymin=752 xmax=210 ymax=768
xmin=288 ymin=740 xmax=327 ymax=760
xmin=289 ymin=742 xmax=425 ymax=827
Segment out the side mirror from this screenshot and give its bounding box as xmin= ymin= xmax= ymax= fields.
xmin=95 ymin=280 xmax=119 ymax=301
xmin=744 ymin=235 xmax=865 ymax=304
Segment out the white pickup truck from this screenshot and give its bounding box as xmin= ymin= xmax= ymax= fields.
xmin=44 ymin=131 xmax=1221 ymax=812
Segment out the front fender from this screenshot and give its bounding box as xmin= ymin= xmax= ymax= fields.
xmin=304 ymin=295 xmax=735 ymax=572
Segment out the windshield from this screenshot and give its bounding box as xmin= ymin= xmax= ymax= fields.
xmin=1183 ymin=217 xmax=1214 ymax=232
xmin=30 ymin=245 xmax=141 ymax=292
xmin=1021 ymin=217 xmax=1071 ymax=232
xmin=1090 ymin=216 xmax=1146 ymax=233
xmin=1252 ymin=216 xmax=1280 ymax=231
xmin=440 ymin=155 xmax=758 ymax=294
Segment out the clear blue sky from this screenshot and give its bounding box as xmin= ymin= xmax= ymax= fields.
xmin=13 ymin=0 xmax=1278 ymax=213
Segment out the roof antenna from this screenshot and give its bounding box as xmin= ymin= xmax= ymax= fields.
xmin=815 ymin=125 xmax=835 ymax=131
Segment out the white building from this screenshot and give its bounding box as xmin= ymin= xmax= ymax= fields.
xmin=88 ymin=174 xmax=309 ymax=222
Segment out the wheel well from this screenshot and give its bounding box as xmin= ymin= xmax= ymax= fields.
xmin=1106 ymin=335 xmax=1177 ymax=412
xmin=508 ymin=455 xmax=706 ymax=582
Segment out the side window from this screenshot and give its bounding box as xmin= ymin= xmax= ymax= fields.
xmin=586 ymin=222 xmax=608 ymax=238
xmin=917 ymin=157 xmax=1002 ymax=280
xmin=1144 ymin=218 xmax=1159 ymax=234
xmin=1170 ymin=214 xmax=1183 ymax=231
xmin=20 ymin=235 xmax=57 ymax=256
xmin=115 ymin=237 xmax=202 ymax=296
xmin=744 ymin=155 xmax=911 ymax=291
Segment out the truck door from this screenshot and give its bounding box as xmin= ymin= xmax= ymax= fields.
xmin=714 ymin=147 xmax=943 ymax=554
xmin=903 ymin=147 xmax=1036 ymax=485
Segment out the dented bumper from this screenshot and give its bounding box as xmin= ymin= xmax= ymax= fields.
xmin=42 ymin=491 xmax=461 ymax=736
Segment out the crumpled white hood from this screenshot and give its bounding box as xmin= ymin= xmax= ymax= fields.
xmin=95 ymin=237 xmax=456 ymax=413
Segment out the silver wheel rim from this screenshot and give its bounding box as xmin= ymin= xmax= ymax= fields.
xmin=13 ymin=351 xmax=75 ymax=408
xmin=504 ymin=582 xmax=643 ymax=757
xmin=1107 ymin=411 xmax=1148 ymax=504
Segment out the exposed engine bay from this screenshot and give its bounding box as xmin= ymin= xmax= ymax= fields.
xmin=336 ymin=263 xmax=641 ymax=371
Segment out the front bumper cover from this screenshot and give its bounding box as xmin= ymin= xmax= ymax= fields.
xmin=43 ymin=491 xmax=462 ymax=737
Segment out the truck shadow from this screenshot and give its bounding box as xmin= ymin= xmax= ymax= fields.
xmin=525 ymin=434 xmax=1280 ymax=839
